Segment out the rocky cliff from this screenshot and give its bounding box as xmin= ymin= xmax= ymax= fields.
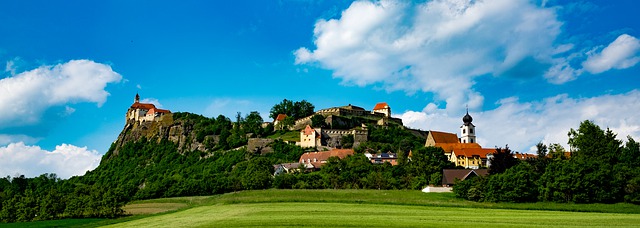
xmin=109 ymin=113 xmax=214 ymax=158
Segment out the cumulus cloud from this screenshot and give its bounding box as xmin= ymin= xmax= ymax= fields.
xmin=295 ymin=0 xmax=564 ymax=111
xmin=582 ymin=34 xmax=640 ymax=74
xmin=140 ymin=98 xmax=163 ymax=108
xmin=0 ymin=59 xmax=122 ymax=129
xmin=0 ymin=142 xmax=102 ymax=179
xmin=397 ymin=90 xmax=640 ymax=153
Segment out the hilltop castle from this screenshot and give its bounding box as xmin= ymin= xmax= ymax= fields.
xmin=126 ymin=93 xmax=171 ymax=124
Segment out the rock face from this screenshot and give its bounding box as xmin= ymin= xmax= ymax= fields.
xmin=247 ymin=138 xmax=275 ymax=154
xmin=110 ymin=113 xmax=208 ymax=158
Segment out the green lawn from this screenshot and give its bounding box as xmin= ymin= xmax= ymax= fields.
xmin=103 ymin=202 xmax=640 ymax=228
xmin=0 ymin=218 xmax=106 ymax=228
xmin=9 ymin=190 xmax=640 ymax=227
xmin=267 ymin=131 xmax=300 ymax=142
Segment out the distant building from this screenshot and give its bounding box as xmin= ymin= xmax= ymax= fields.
xmin=441 ymin=169 xmax=489 ymax=187
xmin=298 ymin=125 xmax=367 ymax=149
xmin=299 ymin=149 xmax=354 ymax=170
xmin=365 ymin=152 xmax=398 ymax=165
xmin=460 ymin=109 xmax=476 ymax=144
xmin=372 ymin=102 xmax=391 ymax=117
xmin=424 ymin=111 xmax=537 ymax=169
xmin=450 ymin=148 xmax=495 ymax=169
xmin=126 ymin=93 xmax=171 ymax=124
xmin=273 ymin=162 xmax=301 ymax=176
xmin=293 ymin=103 xmax=403 ymax=130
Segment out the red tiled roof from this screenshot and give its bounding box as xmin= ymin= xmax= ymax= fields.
xmin=302 ymin=125 xmax=315 ymax=136
xmin=373 ymin=102 xmax=389 ymax=110
xmin=442 ymin=169 xmax=489 ymax=185
xmin=148 ymin=108 xmax=171 ymax=115
xmin=299 ymin=149 xmax=355 ymax=168
xmin=275 ymin=114 xmax=288 ymax=121
xmin=131 ymin=102 xmax=156 ymax=110
xmin=434 ymin=142 xmax=481 ymax=153
xmin=430 ymin=131 xmax=459 ymax=144
xmin=453 ymin=148 xmax=496 ymax=159
xmin=513 ymin=153 xmax=537 ymax=160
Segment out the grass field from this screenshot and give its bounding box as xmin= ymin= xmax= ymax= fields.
xmin=9 ymin=189 xmax=640 ymax=227
xmin=104 ymin=202 xmax=640 ymax=228
xmin=267 ymin=130 xmax=300 ymax=142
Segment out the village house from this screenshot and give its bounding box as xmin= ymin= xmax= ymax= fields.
xmin=274 ymin=114 xmax=287 ymax=125
xmin=365 ymin=152 xmax=399 ymax=165
xmin=299 ymin=149 xmax=354 ymax=170
xmin=273 ymin=162 xmax=301 ymax=176
xmin=441 ymin=169 xmax=489 ymax=187
xmin=450 ymin=148 xmax=495 ymax=169
xmin=126 ymin=93 xmax=171 ymax=124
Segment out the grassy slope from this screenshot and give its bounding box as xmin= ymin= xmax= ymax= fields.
xmin=267 ymin=131 xmax=300 ymax=142
xmin=12 ymin=190 xmax=640 ymax=227
xmin=102 ymin=190 xmax=640 ymax=227
xmin=105 ymin=202 xmax=640 ymax=228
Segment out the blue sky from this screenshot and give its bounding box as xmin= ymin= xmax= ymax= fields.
xmin=0 ymin=0 xmax=639 ymax=178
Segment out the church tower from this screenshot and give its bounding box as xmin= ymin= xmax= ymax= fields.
xmin=460 ymin=109 xmax=476 ymax=143
xmin=134 ymin=93 xmax=140 ymax=103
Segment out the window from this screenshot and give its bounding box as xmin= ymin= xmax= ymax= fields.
xmin=470 ymin=138 xmax=474 ymax=143
xmin=463 ymin=129 xmax=466 ymax=134
xmin=470 ymin=128 xmax=474 ymax=134
xmin=462 ymin=139 xmax=466 ymax=143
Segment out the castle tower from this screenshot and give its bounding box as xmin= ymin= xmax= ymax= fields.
xmin=460 ymin=109 xmax=476 ymax=143
xmin=134 ymin=93 xmax=140 ymax=103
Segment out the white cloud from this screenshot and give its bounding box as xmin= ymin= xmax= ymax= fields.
xmin=0 ymin=59 xmax=122 ymax=128
xmin=0 ymin=134 xmax=38 ymax=146
xmin=140 ymin=98 xmax=163 ymax=108
xmin=295 ymin=0 xmax=564 ymax=111
xmin=397 ymin=90 xmax=640 ymax=153
xmin=0 ymin=142 xmax=102 ymax=179
xmin=582 ymin=34 xmax=640 ymax=74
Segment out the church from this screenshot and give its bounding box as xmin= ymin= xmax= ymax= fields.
xmin=425 ymin=110 xmax=495 ymax=169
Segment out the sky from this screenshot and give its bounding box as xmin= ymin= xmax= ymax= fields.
xmin=0 ymin=0 xmax=639 ymax=179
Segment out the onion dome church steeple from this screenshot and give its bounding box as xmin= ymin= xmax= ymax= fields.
xmin=134 ymin=93 xmax=140 ymax=103
xmin=462 ymin=109 xmax=473 ymax=124
xmin=460 ymin=108 xmax=476 ymax=143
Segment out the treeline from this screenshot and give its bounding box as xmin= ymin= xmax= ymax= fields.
xmin=454 ymin=120 xmax=640 ymax=204
xmin=274 ymin=146 xmax=453 ymax=190
xmin=0 ymin=174 xmax=125 ymax=222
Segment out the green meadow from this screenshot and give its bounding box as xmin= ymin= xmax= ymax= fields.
xmin=10 ymin=189 xmax=640 ymax=227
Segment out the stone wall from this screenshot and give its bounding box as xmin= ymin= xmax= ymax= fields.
xmin=247 ymin=138 xmax=275 ymax=154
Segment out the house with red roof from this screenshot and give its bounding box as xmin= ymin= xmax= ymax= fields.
xmin=299 ymin=149 xmax=354 ymax=170
xmin=372 ymin=102 xmax=391 ymax=117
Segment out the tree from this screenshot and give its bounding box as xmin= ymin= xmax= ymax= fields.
xmin=484 ymin=162 xmax=539 ymax=202
xmin=244 ymin=111 xmax=264 ymax=137
xmin=311 ymin=114 xmax=326 ymax=128
xmin=269 ymin=99 xmax=315 ymax=120
xmin=341 ymin=135 xmax=354 ymax=149
xmin=409 ymin=147 xmax=453 ymax=188
xmin=276 ymin=116 xmax=295 ymax=131
xmin=568 ymin=120 xmax=621 ymax=163
xmin=293 ymin=100 xmax=315 ymax=119
xmin=269 ymin=99 xmax=295 ymax=119
xmin=488 ymin=145 xmax=518 ymax=175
